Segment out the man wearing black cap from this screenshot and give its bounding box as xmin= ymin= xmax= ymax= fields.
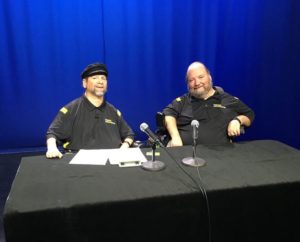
xmin=46 ymin=63 xmax=134 ymax=158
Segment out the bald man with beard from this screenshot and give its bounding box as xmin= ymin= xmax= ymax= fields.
xmin=163 ymin=61 xmax=254 ymax=147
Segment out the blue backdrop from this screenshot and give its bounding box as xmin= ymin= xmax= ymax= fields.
xmin=0 ymin=0 xmax=299 ymax=150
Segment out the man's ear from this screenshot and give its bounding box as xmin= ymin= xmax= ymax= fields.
xmin=82 ymin=79 xmax=87 ymax=88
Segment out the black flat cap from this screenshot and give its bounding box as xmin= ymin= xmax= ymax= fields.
xmin=81 ymin=63 xmax=108 ymax=79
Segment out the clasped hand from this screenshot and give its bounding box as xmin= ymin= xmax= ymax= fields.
xmin=227 ymin=119 xmax=241 ymax=137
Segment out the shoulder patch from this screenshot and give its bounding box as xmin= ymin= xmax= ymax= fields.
xmin=63 ymin=141 xmax=70 ymax=149
xmin=117 ymin=110 xmax=122 ymax=117
xmin=60 ymin=107 xmax=68 ymax=114
xmin=176 ymin=97 xmax=182 ymax=102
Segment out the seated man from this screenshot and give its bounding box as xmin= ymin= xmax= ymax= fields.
xmin=46 ymin=63 xmax=134 ymax=158
xmin=163 ymin=61 xmax=254 ymax=147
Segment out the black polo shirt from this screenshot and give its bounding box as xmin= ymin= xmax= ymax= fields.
xmin=46 ymin=95 xmax=134 ymax=150
xmin=163 ymin=89 xmax=255 ymax=145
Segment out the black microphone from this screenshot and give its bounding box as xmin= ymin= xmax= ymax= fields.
xmin=191 ymin=120 xmax=199 ymax=140
xmin=140 ymin=123 xmax=165 ymax=147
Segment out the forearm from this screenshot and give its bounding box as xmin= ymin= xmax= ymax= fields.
xmin=235 ymin=115 xmax=251 ymax=127
xmin=165 ymin=116 xmax=181 ymax=139
xmin=164 ymin=116 xmax=183 ymax=147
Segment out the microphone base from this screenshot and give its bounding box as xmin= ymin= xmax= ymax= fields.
xmin=141 ymin=160 xmax=166 ymax=171
xmin=182 ymin=157 xmax=207 ymax=167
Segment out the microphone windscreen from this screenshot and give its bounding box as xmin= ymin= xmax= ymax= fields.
xmin=191 ymin=120 xmax=199 ymax=128
xmin=140 ymin=123 xmax=149 ymax=132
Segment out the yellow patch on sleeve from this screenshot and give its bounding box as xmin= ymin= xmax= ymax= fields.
xmin=60 ymin=107 xmax=68 ymax=114
xmin=176 ymin=97 xmax=182 ymax=102
xmin=117 ymin=110 xmax=122 ymax=117
xmin=63 ymin=142 xmax=70 ymax=149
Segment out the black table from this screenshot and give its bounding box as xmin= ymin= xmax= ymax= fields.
xmin=3 ymin=140 xmax=300 ymax=242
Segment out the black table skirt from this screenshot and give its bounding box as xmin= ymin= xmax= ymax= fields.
xmin=4 ymin=140 xmax=300 ymax=242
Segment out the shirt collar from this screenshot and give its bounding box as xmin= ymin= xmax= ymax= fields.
xmin=82 ymin=95 xmax=106 ymax=111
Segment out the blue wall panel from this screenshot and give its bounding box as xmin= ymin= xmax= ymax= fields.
xmin=0 ymin=0 xmax=299 ymax=150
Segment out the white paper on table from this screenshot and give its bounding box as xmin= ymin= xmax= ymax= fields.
xmin=69 ymin=149 xmax=112 ymax=165
xmin=108 ymin=147 xmax=147 ymax=166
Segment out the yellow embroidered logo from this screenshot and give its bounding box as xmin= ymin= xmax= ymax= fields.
xmin=213 ymin=104 xmax=226 ymax=108
xmin=105 ymin=119 xmax=116 ymax=125
xmin=60 ymin=107 xmax=68 ymax=114
xmin=176 ymin=97 xmax=182 ymax=102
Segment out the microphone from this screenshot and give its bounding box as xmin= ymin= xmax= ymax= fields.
xmin=181 ymin=119 xmax=206 ymax=167
xmin=191 ymin=120 xmax=199 ymax=140
xmin=140 ymin=123 xmax=165 ymax=147
xmin=140 ymin=122 xmax=166 ymax=171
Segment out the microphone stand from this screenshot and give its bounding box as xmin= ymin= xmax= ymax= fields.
xmin=141 ymin=142 xmax=166 ymax=171
xmin=182 ymin=134 xmax=207 ymax=167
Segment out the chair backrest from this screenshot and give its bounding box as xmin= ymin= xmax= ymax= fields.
xmin=156 ymin=112 xmax=165 ymax=132
xmin=155 ymin=112 xmax=170 ymax=146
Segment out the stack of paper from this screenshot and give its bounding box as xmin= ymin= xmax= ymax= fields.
xmin=69 ymin=147 xmax=147 ymax=167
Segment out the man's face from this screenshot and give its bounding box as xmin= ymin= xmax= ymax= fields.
xmin=83 ymin=74 xmax=107 ymax=97
xmin=187 ymin=65 xmax=212 ymax=99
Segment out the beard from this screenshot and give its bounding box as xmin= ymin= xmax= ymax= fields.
xmin=189 ymin=86 xmax=210 ymax=99
xmin=188 ymin=80 xmax=213 ymax=99
xmin=94 ymin=90 xmax=105 ymax=97
xmin=93 ymin=88 xmax=107 ymax=97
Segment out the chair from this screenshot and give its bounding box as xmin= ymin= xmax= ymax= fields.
xmin=155 ymin=112 xmax=170 ymax=146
